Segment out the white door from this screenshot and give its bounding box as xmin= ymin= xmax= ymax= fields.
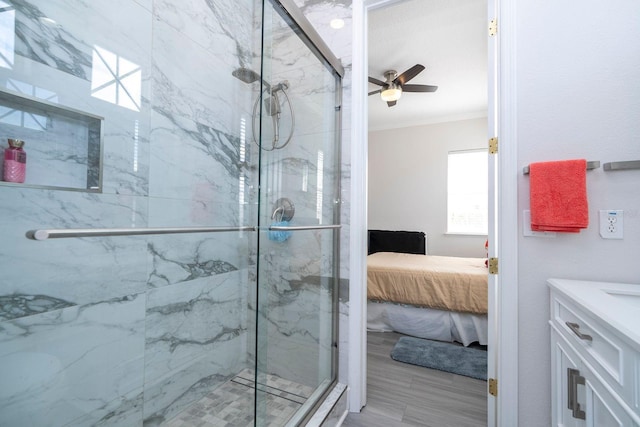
xmin=486 ymin=0 xmax=519 ymax=424
xmin=486 ymin=1 xmax=498 ymax=424
xmin=487 ymin=0 xmax=500 ymax=427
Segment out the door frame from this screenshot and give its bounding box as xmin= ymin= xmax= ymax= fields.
xmin=348 ymin=0 xmax=519 ymax=425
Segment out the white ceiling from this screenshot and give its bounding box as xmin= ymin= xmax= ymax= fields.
xmin=368 ymin=0 xmax=488 ymax=131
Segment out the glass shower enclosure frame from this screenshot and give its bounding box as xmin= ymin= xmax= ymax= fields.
xmin=254 ymin=0 xmax=344 ymax=425
xmin=0 ymin=0 xmax=343 ymax=425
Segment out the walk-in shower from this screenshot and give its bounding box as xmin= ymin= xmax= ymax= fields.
xmin=0 ymin=0 xmax=343 ymax=426
xmin=233 ymin=67 xmax=295 ymax=151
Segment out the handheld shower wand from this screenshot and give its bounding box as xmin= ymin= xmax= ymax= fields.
xmin=263 ymin=81 xmax=289 ymax=148
xmin=232 ymin=68 xmax=294 ymax=151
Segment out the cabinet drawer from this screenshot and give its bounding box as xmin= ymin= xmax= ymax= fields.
xmin=551 ymin=291 xmax=636 ymax=410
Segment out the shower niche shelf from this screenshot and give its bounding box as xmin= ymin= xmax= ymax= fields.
xmin=0 ymin=89 xmax=103 ymax=193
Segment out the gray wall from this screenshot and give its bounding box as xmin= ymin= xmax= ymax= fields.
xmin=368 ymin=118 xmax=488 ymax=257
xmin=516 ymin=0 xmax=640 ymax=424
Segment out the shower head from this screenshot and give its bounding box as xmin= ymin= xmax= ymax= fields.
xmin=232 ymin=67 xmax=259 ymax=84
xmin=232 ymin=67 xmax=271 ymax=91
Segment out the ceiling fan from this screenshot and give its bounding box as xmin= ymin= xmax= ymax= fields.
xmin=368 ymin=64 xmax=438 ymax=107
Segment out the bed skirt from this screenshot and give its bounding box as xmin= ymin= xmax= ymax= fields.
xmin=367 ymin=301 xmax=488 ymax=347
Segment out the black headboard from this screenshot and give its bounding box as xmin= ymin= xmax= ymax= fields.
xmin=367 ymin=230 xmax=426 ymax=255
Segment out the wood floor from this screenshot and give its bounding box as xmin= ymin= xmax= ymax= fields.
xmin=342 ymin=332 xmax=488 ymax=427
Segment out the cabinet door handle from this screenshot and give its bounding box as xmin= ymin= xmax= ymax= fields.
xmin=567 ymin=368 xmax=586 ymax=420
xmin=566 ymin=321 xmax=593 ymax=341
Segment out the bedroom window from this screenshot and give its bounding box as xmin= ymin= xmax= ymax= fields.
xmin=447 ymin=149 xmax=488 ymax=235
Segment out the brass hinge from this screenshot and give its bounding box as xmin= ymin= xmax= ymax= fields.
xmin=488 ymin=257 xmax=498 ymax=275
xmin=489 ymin=19 xmax=497 ymax=36
xmin=489 ymin=137 xmax=498 ymax=154
xmin=489 ymin=378 xmax=498 ymax=396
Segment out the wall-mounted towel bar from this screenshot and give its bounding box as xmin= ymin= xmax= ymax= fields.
xmin=523 ymin=161 xmax=600 ymax=175
xmin=602 ymin=160 xmax=640 ymax=171
xmin=26 ymin=226 xmax=257 ymax=240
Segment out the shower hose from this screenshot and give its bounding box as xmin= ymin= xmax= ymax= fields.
xmin=251 ymin=86 xmax=295 ymax=151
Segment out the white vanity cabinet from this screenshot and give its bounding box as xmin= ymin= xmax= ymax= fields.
xmin=548 ymin=278 xmax=640 ymax=427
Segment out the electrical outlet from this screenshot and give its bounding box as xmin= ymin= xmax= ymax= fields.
xmin=599 ymin=210 xmax=624 ymax=239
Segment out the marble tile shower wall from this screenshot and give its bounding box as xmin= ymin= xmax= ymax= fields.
xmin=0 ymin=1 xmax=260 ymax=426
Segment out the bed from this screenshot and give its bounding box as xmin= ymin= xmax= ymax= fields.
xmin=367 ymin=229 xmax=488 ymax=346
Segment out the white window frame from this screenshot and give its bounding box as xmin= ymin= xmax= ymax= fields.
xmin=447 ymin=148 xmax=488 ymax=235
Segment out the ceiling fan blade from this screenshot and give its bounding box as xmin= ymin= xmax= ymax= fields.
xmin=386 ymin=100 xmax=397 ymax=107
xmin=368 ymin=89 xmax=381 ymax=96
xmin=402 ymin=84 xmax=438 ymax=93
xmin=394 ymin=64 xmax=425 ymax=85
xmin=368 ymin=76 xmax=386 ymax=86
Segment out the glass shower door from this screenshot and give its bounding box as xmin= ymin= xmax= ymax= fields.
xmin=0 ymin=0 xmax=341 ymax=425
xmin=254 ymin=0 xmax=342 ymax=425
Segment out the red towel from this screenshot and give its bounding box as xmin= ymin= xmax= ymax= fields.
xmin=529 ymin=159 xmax=589 ymax=233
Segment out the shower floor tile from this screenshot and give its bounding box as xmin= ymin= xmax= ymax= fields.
xmin=164 ymin=369 xmax=314 ymax=427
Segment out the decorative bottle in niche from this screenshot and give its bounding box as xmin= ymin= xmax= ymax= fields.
xmin=3 ymin=139 xmax=27 ymax=183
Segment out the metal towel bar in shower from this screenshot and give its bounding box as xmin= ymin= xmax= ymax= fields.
xmin=268 ymin=225 xmax=341 ymax=231
xmin=26 ymin=224 xmax=341 ymax=240
xmin=26 ymin=226 xmax=257 ymax=241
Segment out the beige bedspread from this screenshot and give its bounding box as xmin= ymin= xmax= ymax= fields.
xmin=367 ymin=252 xmax=488 ymax=314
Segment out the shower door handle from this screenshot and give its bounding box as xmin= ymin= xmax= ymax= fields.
xmin=26 ymin=226 xmax=257 ymax=240
xmin=267 ymin=224 xmax=341 ymax=231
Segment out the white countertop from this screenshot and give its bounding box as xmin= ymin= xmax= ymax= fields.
xmin=548 ymin=278 xmax=640 ymax=349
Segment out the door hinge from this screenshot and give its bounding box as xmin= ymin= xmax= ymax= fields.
xmin=489 ymin=19 xmax=497 ymax=36
xmin=488 ymin=378 xmax=498 ymax=396
xmin=489 ymin=137 xmax=498 ymax=154
xmin=488 ymin=257 xmax=498 ymax=275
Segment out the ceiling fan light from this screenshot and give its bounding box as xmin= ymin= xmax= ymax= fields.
xmin=380 ymin=87 xmax=402 ymax=102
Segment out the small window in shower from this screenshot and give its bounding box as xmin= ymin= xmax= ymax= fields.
xmin=91 ymin=45 xmax=142 ymax=112
xmin=0 ymin=2 xmax=15 ymax=70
